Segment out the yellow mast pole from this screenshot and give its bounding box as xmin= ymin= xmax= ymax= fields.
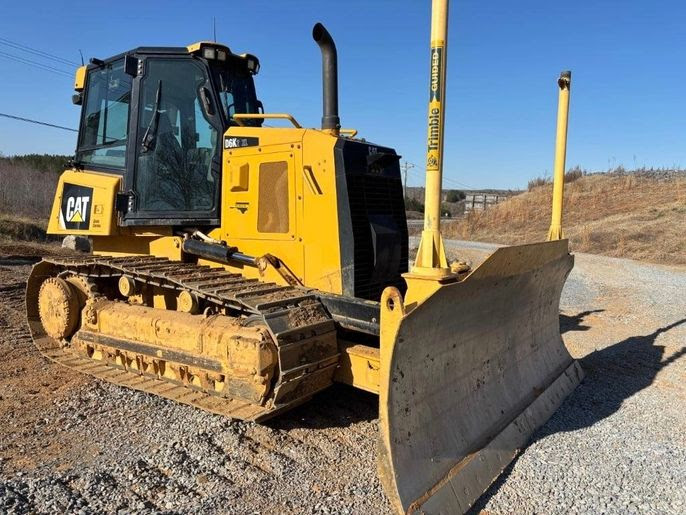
xmin=548 ymin=70 xmax=571 ymax=241
xmin=411 ymin=0 xmax=451 ymax=277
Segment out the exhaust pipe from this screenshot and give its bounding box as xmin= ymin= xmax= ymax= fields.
xmin=312 ymin=22 xmax=341 ymax=133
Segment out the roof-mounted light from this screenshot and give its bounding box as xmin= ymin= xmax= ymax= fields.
xmin=242 ymin=54 xmax=260 ymax=75
xmin=187 ymin=43 xmax=260 ymax=74
xmin=187 ymin=42 xmax=231 ymax=60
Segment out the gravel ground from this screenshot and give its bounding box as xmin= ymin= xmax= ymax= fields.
xmin=1 ymin=241 xmax=685 ymax=514
xmin=439 ymin=240 xmax=686 ymax=515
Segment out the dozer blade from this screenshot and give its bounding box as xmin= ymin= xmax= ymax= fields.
xmin=378 ymin=240 xmax=583 ymax=514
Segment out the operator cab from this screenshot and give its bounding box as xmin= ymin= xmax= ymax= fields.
xmin=73 ymin=42 xmax=261 ymax=226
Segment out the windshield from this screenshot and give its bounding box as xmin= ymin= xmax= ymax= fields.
xmin=211 ymin=61 xmax=260 ymax=126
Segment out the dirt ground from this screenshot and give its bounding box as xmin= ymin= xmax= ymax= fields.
xmin=1 ymin=240 xmax=685 ymax=513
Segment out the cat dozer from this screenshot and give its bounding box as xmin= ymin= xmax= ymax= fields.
xmin=26 ymin=1 xmax=582 ymax=511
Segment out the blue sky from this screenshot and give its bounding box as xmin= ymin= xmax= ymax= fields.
xmin=1 ymin=0 xmax=684 ymax=189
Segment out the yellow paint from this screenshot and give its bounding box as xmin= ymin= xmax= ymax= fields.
xmin=74 ymin=65 xmax=87 ymax=91
xmin=37 ymin=277 xmax=79 ymax=339
xmin=47 ymin=170 xmax=120 ymax=236
xmin=548 ymin=71 xmax=572 ymax=241
xmin=402 ymin=272 xmax=455 ymax=310
xmin=228 ymin=162 xmax=250 ymax=191
xmin=377 ymin=286 xmax=407 ymax=514
xmin=186 ymin=41 xmax=231 ymax=55
xmin=82 ymin=299 xmax=278 ymax=403
xmin=209 ymin=125 xmax=344 ymax=294
xmin=334 ymin=341 xmax=380 ymax=394
xmin=412 ymin=0 xmax=451 ymax=277
xmin=47 ymin=124 xmax=343 ymax=295
xmin=338 ymin=128 xmax=358 ymax=138
xmin=91 ymin=233 xmax=182 ymax=261
xmin=49 ymin=41 xmax=353 ymax=298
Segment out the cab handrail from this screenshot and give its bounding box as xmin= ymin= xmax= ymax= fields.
xmin=232 ymin=113 xmax=302 ymax=128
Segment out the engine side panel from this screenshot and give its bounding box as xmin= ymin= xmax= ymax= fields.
xmin=214 ymin=127 xmax=348 ymax=294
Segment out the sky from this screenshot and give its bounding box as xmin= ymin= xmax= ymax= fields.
xmin=1 ymin=0 xmax=685 ymax=189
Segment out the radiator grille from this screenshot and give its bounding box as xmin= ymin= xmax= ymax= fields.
xmin=335 ymin=140 xmax=408 ymax=301
xmin=347 ymin=173 xmax=408 ymax=299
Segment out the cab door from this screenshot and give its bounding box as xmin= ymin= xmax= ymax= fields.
xmin=124 ymin=56 xmax=224 ymax=225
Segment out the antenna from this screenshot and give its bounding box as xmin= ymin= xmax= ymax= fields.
xmin=213 ymin=17 xmax=217 ymax=42
xmin=78 ymin=49 xmax=84 ymax=66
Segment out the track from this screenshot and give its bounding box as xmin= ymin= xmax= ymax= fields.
xmin=1 ymin=244 xmax=685 ymax=513
xmin=26 ymin=256 xmax=340 ymax=421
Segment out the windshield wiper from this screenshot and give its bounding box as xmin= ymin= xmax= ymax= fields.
xmin=141 ymin=80 xmax=162 ymax=153
xmin=217 ymin=71 xmax=231 ymax=120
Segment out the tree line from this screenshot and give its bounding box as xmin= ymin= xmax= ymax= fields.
xmin=0 ymin=153 xmax=72 ymax=176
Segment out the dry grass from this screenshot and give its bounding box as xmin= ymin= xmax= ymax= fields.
xmin=0 ymin=161 xmax=60 ymax=249
xmin=0 ymin=162 xmax=59 ymax=219
xmin=445 ymin=173 xmax=686 ymax=265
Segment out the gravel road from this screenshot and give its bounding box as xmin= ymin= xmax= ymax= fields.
xmin=1 ymin=241 xmax=685 ymax=514
xmin=439 ymin=239 xmax=686 ymax=515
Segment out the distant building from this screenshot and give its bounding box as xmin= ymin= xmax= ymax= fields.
xmin=463 ymin=192 xmax=510 ymax=212
xmin=405 ymin=186 xmax=518 ymax=215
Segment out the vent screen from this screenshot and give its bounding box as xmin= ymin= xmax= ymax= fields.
xmin=257 ymin=161 xmax=289 ymax=233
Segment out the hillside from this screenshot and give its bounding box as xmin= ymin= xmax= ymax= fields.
xmin=444 ymin=171 xmax=686 ymax=265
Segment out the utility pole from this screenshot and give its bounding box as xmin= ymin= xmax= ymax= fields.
xmin=400 ymin=161 xmax=415 ymax=199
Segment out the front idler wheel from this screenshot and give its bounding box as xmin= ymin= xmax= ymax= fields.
xmin=37 ymin=277 xmax=80 ymax=340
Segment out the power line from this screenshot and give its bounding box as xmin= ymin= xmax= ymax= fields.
xmin=0 ymin=50 xmax=72 ymax=75
xmin=403 ymin=161 xmax=476 ymax=190
xmin=0 ymin=50 xmax=73 ymax=77
xmin=0 ymin=112 xmax=77 ymax=132
xmin=0 ymin=36 xmax=80 ymax=67
xmin=441 ymin=175 xmax=475 ymax=190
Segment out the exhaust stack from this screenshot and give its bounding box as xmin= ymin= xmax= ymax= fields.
xmin=312 ymin=23 xmax=341 ymax=133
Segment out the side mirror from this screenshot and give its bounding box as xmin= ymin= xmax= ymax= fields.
xmin=257 ymin=100 xmax=264 ymax=114
xmin=199 ymin=87 xmax=215 ymax=116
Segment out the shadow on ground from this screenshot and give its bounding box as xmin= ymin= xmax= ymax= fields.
xmin=470 ymin=314 xmax=686 ymax=513
xmin=560 ymin=309 xmax=604 ymax=333
xmin=267 ymin=383 xmax=379 ymax=431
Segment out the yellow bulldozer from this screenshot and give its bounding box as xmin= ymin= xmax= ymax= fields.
xmin=26 ymin=1 xmax=582 ymax=512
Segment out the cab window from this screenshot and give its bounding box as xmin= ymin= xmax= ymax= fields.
xmin=77 ymin=59 xmax=132 ymax=169
xmin=212 ymin=62 xmax=260 ymax=126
